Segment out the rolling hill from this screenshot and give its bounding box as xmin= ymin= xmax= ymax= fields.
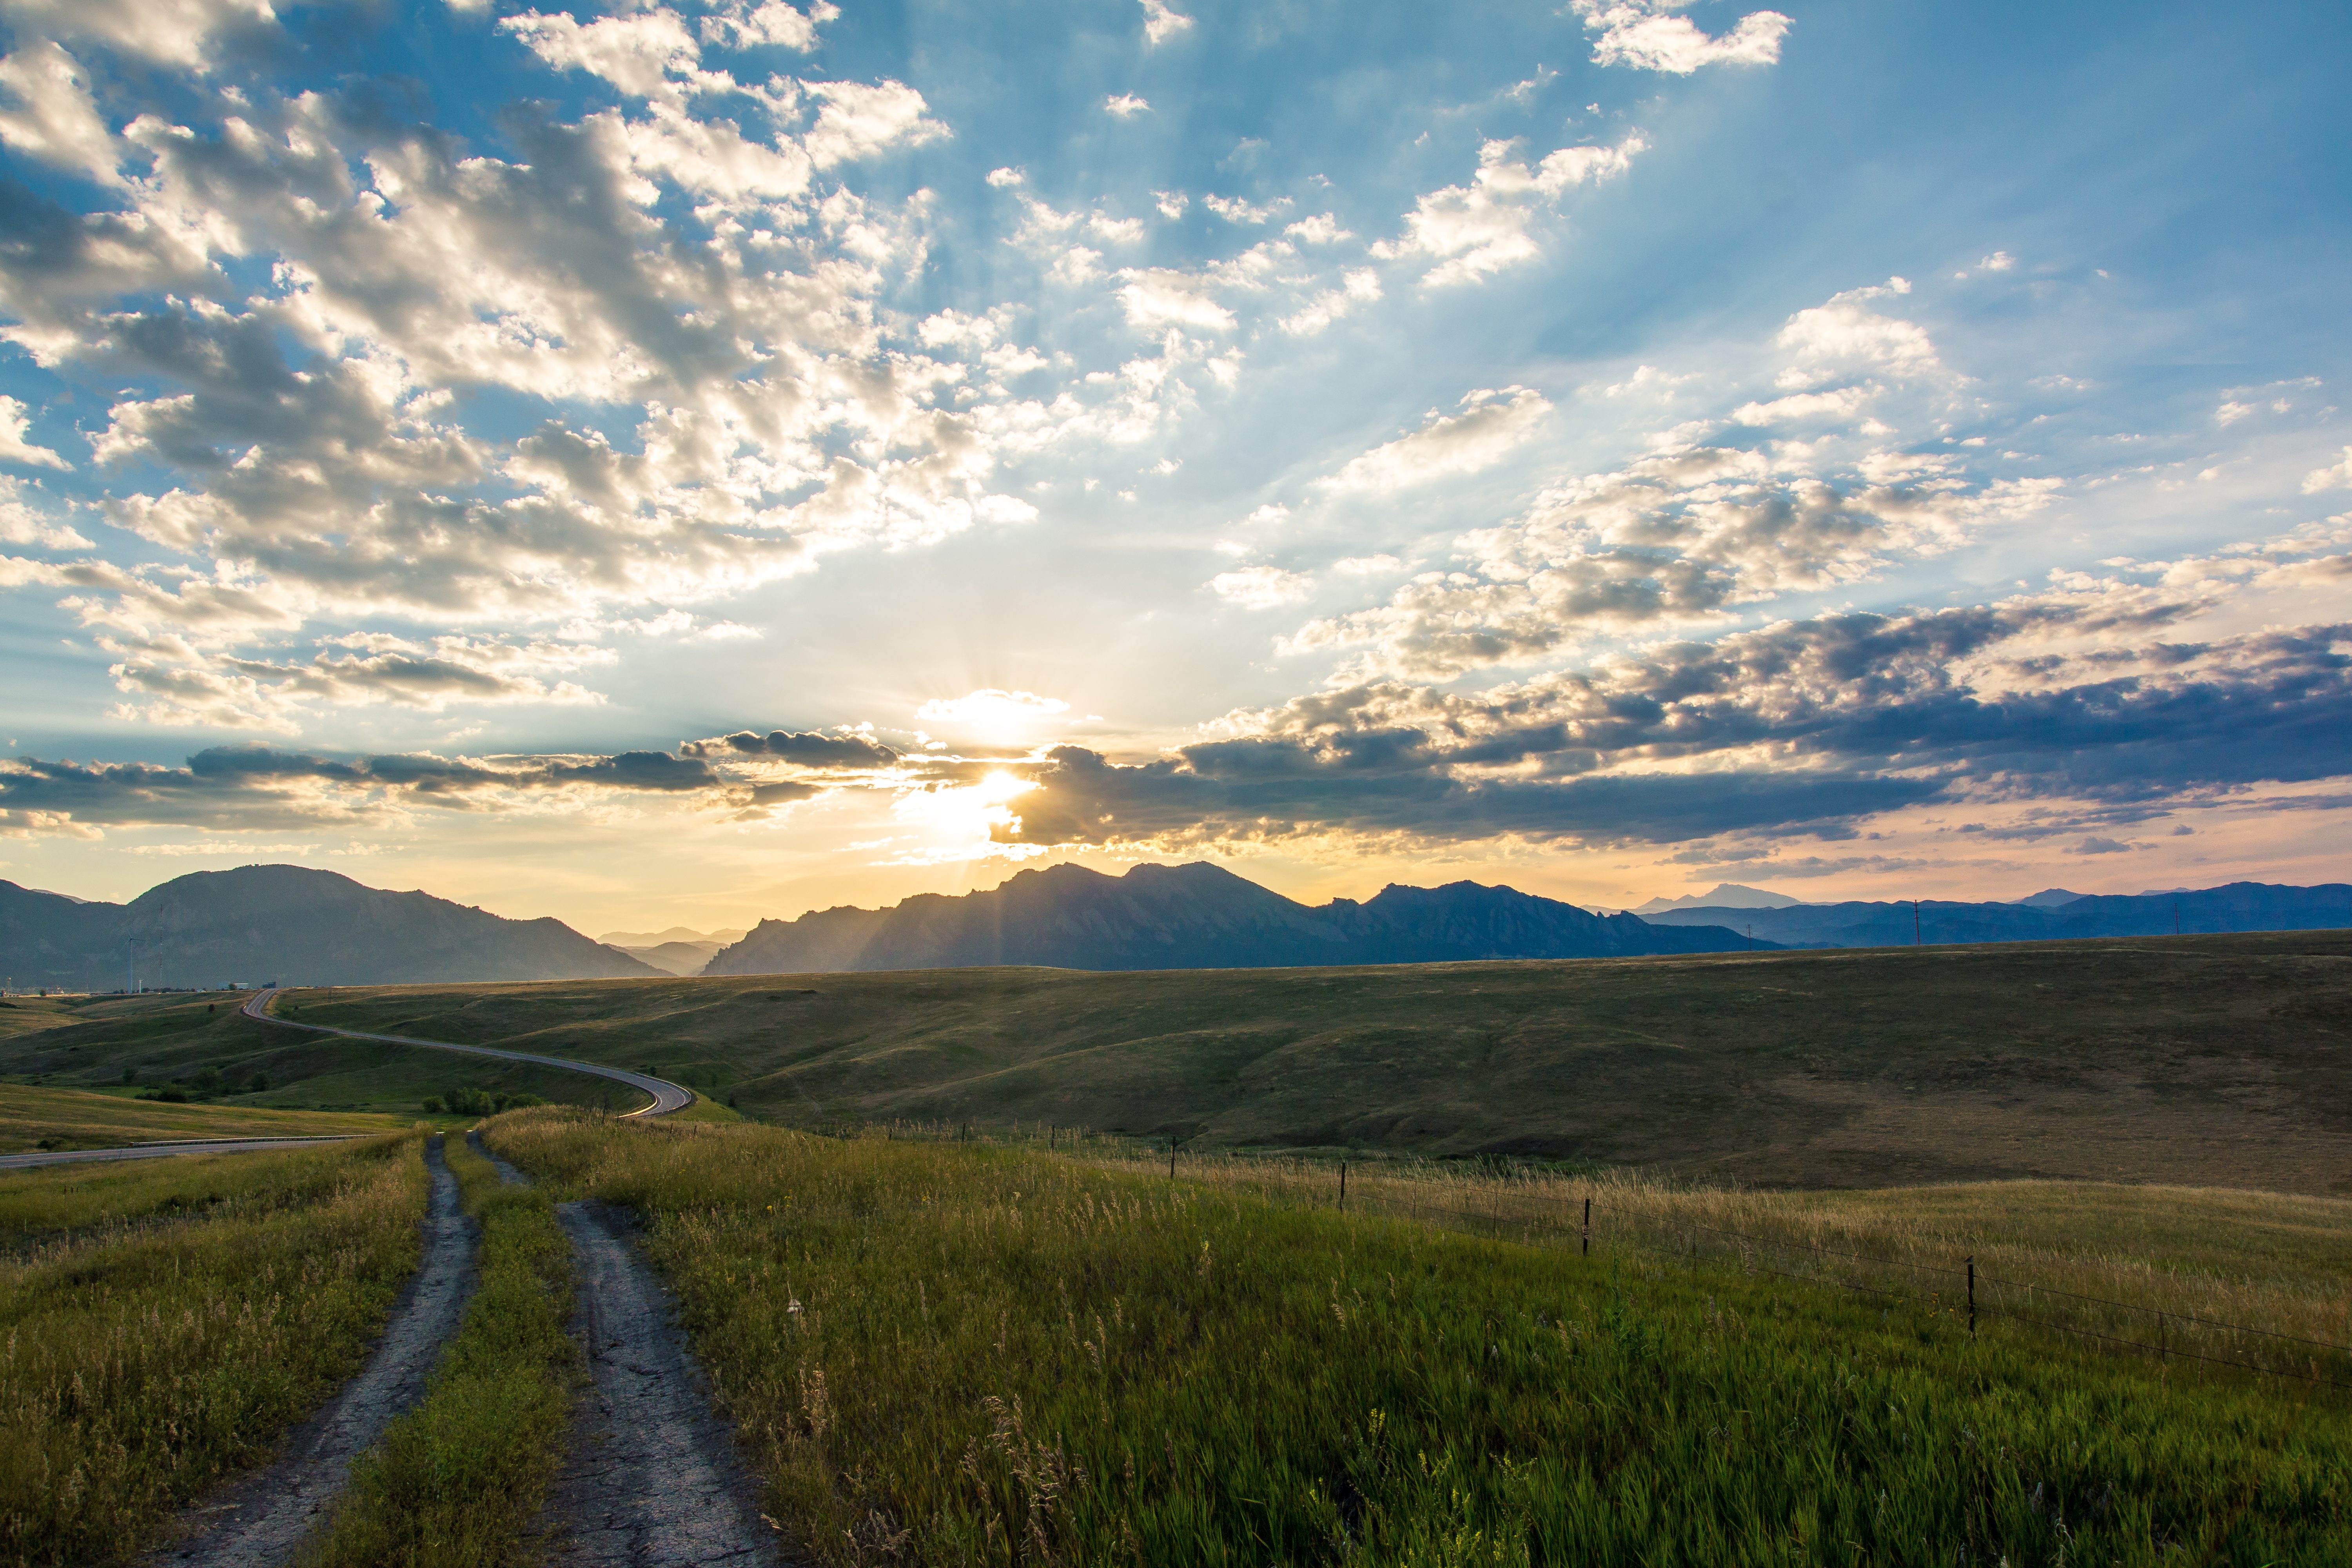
xmin=47 ymin=928 xmax=2333 ymax=1194
xmin=0 ymin=864 xmax=658 ymax=989
xmin=704 ymin=860 xmax=1763 ymax=975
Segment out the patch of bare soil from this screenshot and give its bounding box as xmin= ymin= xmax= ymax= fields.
xmin=149 ymin=1136 xmax=479 ymax=1565
xmin=541 ymin=1199 xmax=779 ymax=1564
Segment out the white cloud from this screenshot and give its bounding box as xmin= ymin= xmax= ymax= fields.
xmin=1322 ymin=387 xmax=1552 ymax=493
xmin=0 ymin=42 xmax=121 ymax=187
xmin=1729 ymin=385 xmax=1877 ymax=426
xmin=1204 ymin=194 xmax=1290 ymax=224
xmin=699 ymin=1 xmax=838 ymax=51
xmin=2304 ymin=448 xmax=2352 ymax=494
xmin=1210 ymin=566 xmax=1314 ymax=608
xmin=1377 ymin=135 xmax=1645 ymax=286
xmin=1570 ymin=1 xmax=1792 ymax=75
xmin=1154 ymin=190 xmax=1188 ymax=219
xmin=1115 ymin=269 xmax=1237 ymax=332
xmin=987 ymin=165 xmax=1025 ymax=187
xmin=1773 ymin=278 xmax=1942 ymax=388
xmin=0 ymin=397 xmax=69 ymax=470
xmin=0 ymin=477 xmax=88 ymax=548
xmin=1285 ymin=213 xmax=1352 ymax=244
xmin=1281 ymin=269 xmax=1383 ymax=336
xmin=1978 ymin=250 xmax=2016 ymax=272
xmin=1138 ymin=0 xmax=1194 ymax=45
xmin=501 ymin=9 xmax=700 ymax=96
xmin=1104 ymin=93 xmax=1151 ymax=117
xmin=917 ymin=688 xmax=1070 ymax=725
xmin=1333 ymin=554 xmax=1403 ymax=575
xmin=802 ymin=80 xmax=948 ymax=168
xmin=2 ymin=0 xmax=277 ymax=69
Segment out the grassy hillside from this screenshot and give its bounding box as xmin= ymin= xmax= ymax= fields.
xmin=198 ymin=929 xmax=2352 ymax=1193
xmin=486 ymin=1111 xmax=2352 ymax=1565
xmin=0 ymin=1082 xmax=407 ymax=1153
xmin=0 ymin=991 xmax=653 ymax=1116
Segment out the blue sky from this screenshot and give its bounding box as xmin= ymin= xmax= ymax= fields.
xmin=0 ymin=0 xmax=2347 ymax=933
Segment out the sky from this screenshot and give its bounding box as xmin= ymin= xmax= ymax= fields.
xmin=0 ymin=0 xmax=2348 ymax=936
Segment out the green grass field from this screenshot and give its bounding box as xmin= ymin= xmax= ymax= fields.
xmin=485 ymin=1109 xmax=2352 ymax=1566
xmin=35 ymin=929 xmax=2328 ymax=1193
xmin=0 ymin=1134 xmax=427 ymax=1564
xmin=0 ymin=991 xmax=653 ymax=1118
xmin=0 ymin=1082 xmax=409 ymax=1154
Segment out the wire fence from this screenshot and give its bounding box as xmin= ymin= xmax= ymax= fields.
xmin=815 ymin=1116 xmax=2352 ymax=1392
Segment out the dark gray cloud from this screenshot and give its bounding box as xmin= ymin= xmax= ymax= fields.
xmin=979 ymin=602 xmax=2352 ymax=850
xmin=681 ymin=730 xmax=900 ymax=768
xmin=0 ymin=743 xmax=725 ymax=831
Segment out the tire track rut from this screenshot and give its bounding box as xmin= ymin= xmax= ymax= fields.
xmin=470 ymin=1132 xmax=778 ymax=1564
xmin=151 ymin=1134 xmax=478 ymax=1566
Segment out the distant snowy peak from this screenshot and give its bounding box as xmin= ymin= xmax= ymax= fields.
xmin=1631 ymin=883 xmax=1809 ymax=914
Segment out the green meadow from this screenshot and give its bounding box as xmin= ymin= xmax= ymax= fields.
xmin=484 ymin=1109 xmax=2352 ymax=1566
xmin=0 ymin=1135 xmax=425 ymax=1564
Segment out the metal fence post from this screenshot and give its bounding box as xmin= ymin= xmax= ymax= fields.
xmin=1339 ymin=1160 xmax=1347 ymax=1211
xmin=1967 ymin=1256 xmax=1976 ymax=1336
xmin=1582 ymin=1195 xmax=1591 ymax=1257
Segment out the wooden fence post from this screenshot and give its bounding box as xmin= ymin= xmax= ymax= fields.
xmin=1339 ymin=1160 xmax=1347 ymax=1211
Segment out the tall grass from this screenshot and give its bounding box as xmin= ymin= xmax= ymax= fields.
xmin=488 ymin=1110 xmax=2352 ymax=1566
xmin=1097 ymin=1148 xmax=2352 ymax=1384
xmin=301 ymin=1135 xmax=577 ymax=1568
xmin=0 ymin=1135 xmax=426 ymax=1566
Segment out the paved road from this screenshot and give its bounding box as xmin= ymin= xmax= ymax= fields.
xmin=4 ymin=994 xmax=694 ymax=1173
xmin=0 ymin=1135 xmax=361 ymax=1172
xmin=242 ymin=988 xmax=693 ymax=1116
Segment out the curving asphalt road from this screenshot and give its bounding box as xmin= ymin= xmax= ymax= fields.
xmin=241 ymin=987 xmax=693 ymax=1116
xmin=0 ymin=1135 xmax=362 ymax=1172
xmin=2 ymin=993 xmax=695 ymax=1173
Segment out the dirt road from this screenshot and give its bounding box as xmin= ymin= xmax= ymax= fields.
xmin=152 ymin=1135 xmax=479 ymax=1565
xmin=468 ymin=1132 xmax=778 ymax=1564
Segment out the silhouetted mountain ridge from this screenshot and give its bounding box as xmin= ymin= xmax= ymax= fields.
xmin=0 ymin=864 xmax=657 ymax=988
xmin=704 ymin=862 xmax=1765 ymax=976
xmin=1639 ymin=880 xmax=2352 ymax=947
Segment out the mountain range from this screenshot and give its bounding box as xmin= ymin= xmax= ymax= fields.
xmin=0 ymin=865 xmax=656 ymax=989
xmin=702 ymin=861 xmax=1766 ymax=976
xmin=596 ymin=925 xmax=748 ymax=976
xmin=1640 ymin=881 xmax=2352 ymax=947
xmin=1629 ymin=883 xmax=1811 ymax=914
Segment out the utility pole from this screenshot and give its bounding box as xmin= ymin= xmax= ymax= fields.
xmin=126 ymin=938 xmax=142 ymax=995
xmin=2174 ymin=899 xmax=2181 ymax=936
xmin=1914 ymin=900 xmax=1922 ymax=946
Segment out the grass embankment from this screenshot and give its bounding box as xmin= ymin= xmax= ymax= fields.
xmin=0 ymin=1082 xmax=407 ymax=1153
xmin=303 ymin=1135 xmax=576 ymax=1568
xmin=293 ymin=929 xmax=2352 ymax=1191
xmin=0 ymin=1135 xmax=428 ymax=1565
xmin=487 ymin=1110 xmax=2352 ymax=1565
xmin=0 ymin=991 xmax=631 ymax=1116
